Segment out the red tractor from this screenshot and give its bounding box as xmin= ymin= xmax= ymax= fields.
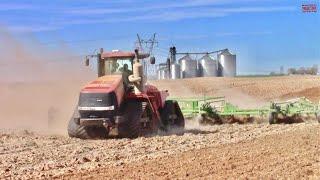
xmin=68 ymin=49 xmax=185 ymax=139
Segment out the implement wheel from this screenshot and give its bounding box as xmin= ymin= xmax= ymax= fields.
xmin=67 ymin=109 xmax=107 ymax=139
xmin=268 ymin=112 xmax=278 ymax=124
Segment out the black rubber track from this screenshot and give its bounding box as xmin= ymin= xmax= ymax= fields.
xmin=160 ymin=100 xmax=185 ymax=132
xmin=118 ymin=101 xmax=143 ymax=138
xmin=67 ymin=109 xmax=107 ymax=139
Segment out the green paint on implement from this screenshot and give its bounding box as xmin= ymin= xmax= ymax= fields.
xmin=169 ymin=96 xmax=269 ymax=117
xmin=169 ymin=96 xmax=320 ymax=123
xmin=168 ymin=96 xmax=225 ymax=117
xmin=270 ymin=97 xmax=319 ymax=115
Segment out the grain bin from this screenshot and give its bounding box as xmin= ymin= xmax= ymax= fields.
xmin=157 ymin=69 xmax=169 ymax=79
xmin=171 ymin=63 xmax=181 ymax=79
xmin=179 ymin=55 xmax=198 ymax=78
xmin=157 ymin=70 xmax=163 ymax=80
xmin=198 ymin=54 xmax=218 ymax=77
xmin=163 ymin=69 xmax=169 ymax=79
xmin=157 ymin=63 xmax=169 ymax=80
xmin=218 ymin=50 xmax=236 ymax=77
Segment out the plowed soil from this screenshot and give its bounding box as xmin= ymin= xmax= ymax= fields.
xmin=1 ymin=75 xmax=320 ymax=179
xmin=61 ymin=123 xmax=320 ymax=179
xmin=150 ymin=75 xmax=320 ymax=106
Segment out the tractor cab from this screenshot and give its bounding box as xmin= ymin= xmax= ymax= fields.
xmin=100 ymin=51 xmax=136 ymax=86
xmin=85 ymin=49 xmax=150 ymax=77
xmin=89 ymin=49 xmax=151 ymax=89
xmin=100 ymin=50 xmax=135 ymax=76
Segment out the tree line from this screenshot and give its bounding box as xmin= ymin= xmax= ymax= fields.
xmin=287 ymin=65 xmax=318 ymax=75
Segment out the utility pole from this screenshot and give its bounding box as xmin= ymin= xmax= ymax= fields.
xmin=169 ymin=46 xmax=177 ymax=78
xmin=169 ymin=46 xmax=176 ymax=64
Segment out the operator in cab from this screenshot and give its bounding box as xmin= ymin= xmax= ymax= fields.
xmin=121 ymin=64 xmax=132 ymax=89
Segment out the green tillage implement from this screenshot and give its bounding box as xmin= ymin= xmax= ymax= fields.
xmin=168 ymin=96 xmax=225 ymax=117
xmin=269 ymin=97 xmax=320 ymax=124
xmin=169 ymin=96 xmax=320 ymax=124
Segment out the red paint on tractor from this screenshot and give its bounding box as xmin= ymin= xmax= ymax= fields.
xmin=81 ymin=75 xmax=125 ymax=107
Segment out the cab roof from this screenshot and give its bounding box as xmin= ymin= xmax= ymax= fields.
xmin=101 ymin=51 xmax=150 ymax=59
xmin=101 ymin=51 xmax=135 ymax=59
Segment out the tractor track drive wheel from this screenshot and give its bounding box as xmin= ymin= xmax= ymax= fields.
xmin=118 ymin=101 xmax=143 ymax=138
xmin=68 ymin=109 xmax=108 ymax=139
xmin=160 ymin=100 xmax=185 ymax=135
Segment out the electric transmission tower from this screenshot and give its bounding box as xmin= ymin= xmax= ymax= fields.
xmin=135 ymin=33 xmax=158 ymax=78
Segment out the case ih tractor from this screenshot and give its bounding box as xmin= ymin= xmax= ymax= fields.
xmin=68 ymin=49 xmax=185 ymax=139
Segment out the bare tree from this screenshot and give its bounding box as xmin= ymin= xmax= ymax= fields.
xmin=310 ymin=65 xmax=318 ymax=75
xmin=288 ymin=68 xmax=297 ymax=75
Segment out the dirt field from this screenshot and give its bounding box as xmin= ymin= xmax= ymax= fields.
xmin=62 ymin=122 xmax=320 ymax=179
xmin=150 ymin=75 xmax=320 ymax=105
xmin=1 ymin=122 xmax=319 ymax=179
xmin=1 ymin=76 xmax=320 ymax=179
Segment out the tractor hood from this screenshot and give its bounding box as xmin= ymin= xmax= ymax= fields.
xmin=80 ymin=75 xmax=125 ymax=109
xmin=81 ymin=75 xmax=123 ymax=93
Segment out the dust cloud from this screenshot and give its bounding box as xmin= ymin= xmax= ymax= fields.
xmin=0 ymin=27 xmax=95 ymax=135
xmin=214 ymin=87 xmax=268 ymax=108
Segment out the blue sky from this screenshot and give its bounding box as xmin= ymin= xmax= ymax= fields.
xmin=0 ymin=0 xmax=319 ymax=74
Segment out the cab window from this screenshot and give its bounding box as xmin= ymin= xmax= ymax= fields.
xmin=104 ymin=58 xmax=133 ymax=75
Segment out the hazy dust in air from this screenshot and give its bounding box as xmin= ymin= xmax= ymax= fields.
xmin=0 ymin=27 xmax=95 ymax=135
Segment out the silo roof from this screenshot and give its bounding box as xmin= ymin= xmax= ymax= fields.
xmin=199 ymin=54 xmax=215 ymax=61
xmin=220 ymin=49 xmax=233 ymax=56
xmin=178 ymin=54 xmax=193 ymax=61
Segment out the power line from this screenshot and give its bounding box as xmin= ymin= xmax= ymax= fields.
xmin=134 ymin=33 xmax=158 ymax=78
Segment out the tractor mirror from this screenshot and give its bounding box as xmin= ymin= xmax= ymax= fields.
xmin=150 ymin=56 xmax=156 ymax=64
xmin=85 ymin=57 xmax=89 ymax=66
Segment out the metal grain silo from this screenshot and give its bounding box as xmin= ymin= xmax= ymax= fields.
xmin=171 ymin=63 xmax=180 ymax=79
xmin=198 ymin=54 xmax=218 ymax=77
xmin=157 ymin=63 xmax=169 ymax=80
xmin=157 ymin=70 xmax=162 ymax=80
xmin=179 ymin=55 xmax=198 ymax=78
xmin=157 ymin=69 xmax=168 ymax=79
xmin=218 ymin=50 xmax=236 ymax=77
xmin=157 ymin=70 xmax=161 ymax=80
xmin=164 ymin=69 xmax=170 ymax=79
